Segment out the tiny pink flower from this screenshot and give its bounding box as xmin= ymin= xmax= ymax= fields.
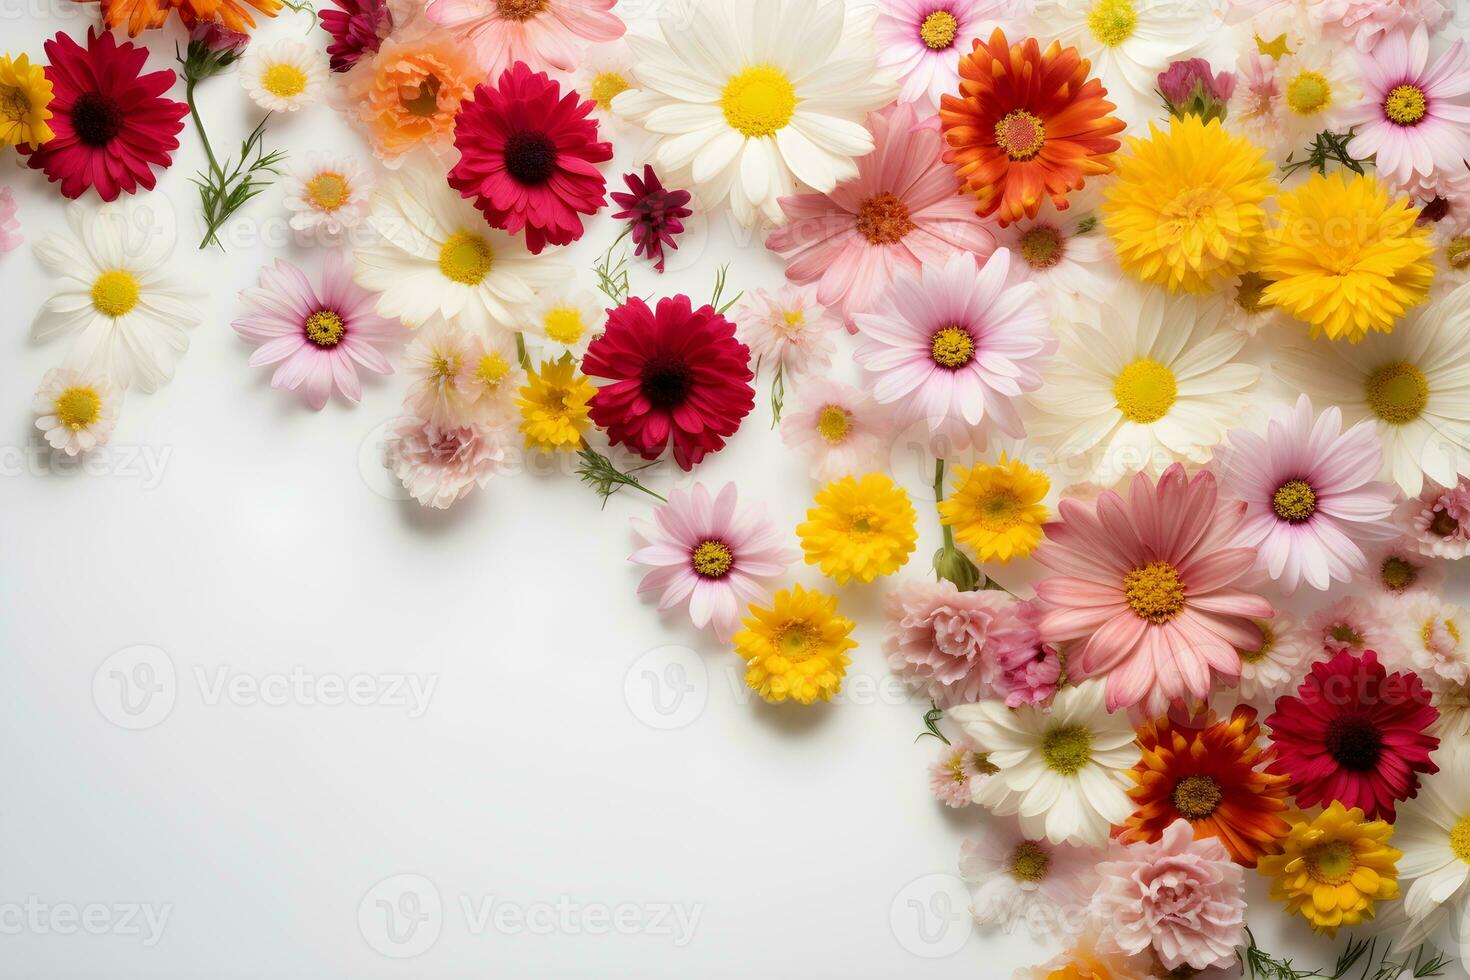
xmin=1396 ymin=475 xmax=1470 ymax=559
xmin=1306 ymin=595 xmax=1397 ymax=658
xmin=928 ymin=733 xmax=997 ymax=808
xmin=990 ymin=599 xmax=1063 ymax=708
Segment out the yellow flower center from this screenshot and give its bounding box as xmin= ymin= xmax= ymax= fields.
xmin=919 ymin=10 xmax=960 ymax=49
xmin=438 ymin=230 xmax=495 ymax=285
xmin=1329 ymin=622 xmax=1364 ymax=646
xmin=1041 ymin=724 xmax=1093 ymax=776
xmin=304 ymin=310 xmax=345 ymax=348
xmin=776 ymin=621 xmax=817 ymax=660
xmin=261 ymin=62 xmax=308 ymax=99
xmin=1384 ymin=84 xmax=1427 ymax=126
xmin=1365 ymin=361 xmax=1428 ymax=425
xmin=90 ymin=269 xmax=141 ymax=318
xmin=1239 ymin=620 xmax=1275 ymax=664
xmin=994 ymin=109 xmax=1046 ymax=161
xmin=947 ymin=751 xmax=969 ymax=782
xmin=691 ymin=539 xmax=734 ymax=578
xmin=1285 ymin=70 xmax=1331 ymax=115
xmin=54 ymin=386 xmax=101 ymax=430
xmin=1123 ymin=560 xmax=1186 ymax=624
xmin=1235 ymin=271 xmax=1273 ymax=314
xmin=1172 ymin=775 xmax=1223 ymax=820
xmin=1113 ymin=358 xmax=1177 ymax=424
xmin=1380 ymin=555 xmax=1416 ymax=592
xmin=1305 ymin=840 xmax=1358 ymax=885
xmin=0 ymin=85 xmax=32 ymax=122
xmin=855 ymin=192 xmax=916 ymax=245
xmin=477 ymin=352 xmax=511 ymax=386
xmin=495 ymin=0 xmax=549 ymax=19
xmin=1256 ymin=32 xmax=1293 ymax=59
xmin=1422 ymin=615 xmax=1463 ymax=648
xmin=1451 ymin=817 xmax=1470 ymax=865
xmin=588 ymin=71 xmax=631 ymax=111
xmin=305 ymin=172 xmax=348 ymax=211
xmin=720 ymin=65 xmax=796 ymax=138
xmin=543 ymin=306 xmax=588 ymax=345
xmin=430 ymin=351 xmax=461 ymax=381
xmin=1008 ymin=841 xmax=1052 ymax=883
xmin=1087 ymin=0 xmax=1137 ymax=47
xmin=1447 ymin=236 xmax=1470 ymax=270
xmin=848 ymin=509 xmax=877 ymax=537
xmin=1019 ymin=225 xmax=1064 ymax=269
xmin=930 ymin=326 xmax=975 ymax=368
xmin=1272 ymin=479 xmax=1317 ymax=523
xmin=782 ymin=309 xmax=805 ymax=330
xmin=976 ymin=489 xmax=1023 ymax=530
xmin=816 ymin=405 xmax=852 ymax=444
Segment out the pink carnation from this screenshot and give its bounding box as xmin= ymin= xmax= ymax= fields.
xmin=883 ymin=580 xmax=1014 ymax=707
xmin=384 ymin=414 xmax=512 ymax=509
xmin=1313 ymin=0 xmax=1450 ymax=53
xmin=990 ymin=599 xmax=1063 ymax=708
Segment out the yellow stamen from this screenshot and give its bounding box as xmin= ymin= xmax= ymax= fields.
xmin=261 ymin=62 xmax=308 ymax=99
xmin=816 ymin=405 xmax=852 ymax=444
xmin=1008 ymin=841 xmax=1051 ymax=882
xmin=54 ymin=386 xmax=101 ymax=430
xmin=1286 ymin=70 xmax=1331 ymax=115
xmin=91 ymin=270 xmax=141 ymax=318
xmin=1113 ymin=358 xmax=1177 ymax=424
xmin=994 ymin=109 xmax=1046 ymax=161
xmin=1123 ymin=560 xmax=1185 ymax=623
xmin=691 ymin=539 xmax=734 ymax=578
xmin=1365 ymin=361 xmax=1428 ymax=425
xmin=438 ymin=230 xmax=494 ymax=285
xmin=588 ymin=71 xmax=630 ymax=111
xmin=1384 ymin=84 xmax=1427 ymax=125
xmin=1087 ymin=0 xmax=1137 ymax=47
xmin=930 ymin=326 xmax=975 ymax=368
xmin=543 ymin=306 xmax=587 ymax=345
xmin=919 ymin=10 xmax=959 ymax=49
xmin=720 ymin=65 xmax=796 ymax=138
xmin=1272 ymin=479 xmax=1317 ymax=523
xmin=304 ymin=310 xmax=345 ymax=347
xmin=305 ymin=172 xmax=348 ymax=211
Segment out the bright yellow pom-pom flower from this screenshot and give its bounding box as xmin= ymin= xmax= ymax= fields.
xmin=1103 ymin=116 xmax=1274 ymax=293
xmin=797 ymin=472 xmax=918 ymax=584
xmin=516 ymin=354 xmax=594 ymax=452
xmin=0 ymin=53 xmax=55 ymax=149
xmin=1256 ymin=802 xmax=1401 ymax=935
xmin=734 ymin=584 xmax=856 ymax=704
xmin=1261 ymin=171 xmax=1435 ymax=342
xmin=938 ymin=455 xmax=1050 ymax=563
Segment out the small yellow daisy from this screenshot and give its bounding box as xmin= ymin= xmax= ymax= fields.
xmin=734 ymin=584 xmax=857 ymax=705
xmin=516 ymin=354 xmax=594 ymax=452
xmin=797 ymin=472 xmax=918 ymax=584
xmin=1256 ymin=802 xmax=1401 ymax=935
xmin=939 ymin=455 xmax=1050 ymax=563
xmin=0 ymin=52 xmax=55 ymax=148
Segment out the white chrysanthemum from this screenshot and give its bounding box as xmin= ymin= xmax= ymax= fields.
xmin=959 ymin=822 xmax=1100 ymax=939
xmin=522 ymin=288 xmax=605 ymax=359
xmin=1276 ymin=282 xmax=1470 ymax=496
xmin=1027 ymin=284 xmax=1259 ymax=487
xmin=611 ymin=0 xmax=898 ymax=227
xmin=1032 ymin=0 xmax=1207 ymax=130
xmin=1275 ymin=39 xmax=1362 ymax=156
xmin=993 ymin=200 xmax=1113 ymax=323
xmin=1391 ymin=594 xmax=1470 ymax=697
xmin=32 ymin=366 xmax=120 ymax=456
xmin=1392 ymin=741 xmax=1470 ymax=959
xmin=240 ymin=38 xmax=328 ymax=112
xmin=353 ymin=158 xmax=567 ymax=339
xmin=282 ymin=151 xmax=372 ymax=241
xmin=949 ymin=680 xmax=1137 ymax=847
xmin=32 ymin=200 xmax=202 ymax=393
xmin=1233 ymin=612 xmax=1313 ymax=705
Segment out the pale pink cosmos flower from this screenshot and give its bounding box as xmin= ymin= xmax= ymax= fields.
xmin=734 ymin=284 xmax=839 ymax=381
xmin=854 ymin=249 xmax=1053 ymax=455
xmin=875 ymin=0 xmax=1027 ymax=111
xmin=232 ymin=251 xmax=402 ymax=410
xmin=1345 ymin=25 xmax=1470 ymax=188
xmin=929 ymin=733 xmax=995 ymax=808
xmin=962 ymin=824 xmax=1099 ymax=939
xmin=1313 ymin=0 xmax=1449 ymax=53
xmin=629 ymin=483 xmax=798 ymax=643
xmin=1364 ymin=539 xmax=1446 ymax=599
xmin=422 ymin=0 xmax=624 ymax=77
xmin=1397 ymin=474 xmax=1470 ymax=559
xmin=1306 ymin=595 xmax=1396 ymax=657
xmin=1226 ymin=53 xmax=1282 ymax=147
xmin=384 ymin=414 xmax=513 ymax=509
xmin=883 ymin=580 xmax=1016 ymax=707
xmin=766 ymin=101 xmax=995 ymax=330
xmin=0 ymin=186 xmax=20 ymax=253
xmin=779 ymin=378 xmax=892 ymax=483
xmin=1090 ymin=820 xmax=1245 ymax=972
xmin=1033 ymin=464 xmax=1275 ymax=715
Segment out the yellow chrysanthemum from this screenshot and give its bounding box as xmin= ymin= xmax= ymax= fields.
xmin=797 ymin=473 xmax=918 ymax=584
xmin=1260 ymin=171 xmax=1435 ymax=343
xmin=938 ymin=455 xmax=1050 ymax=563
xmin=516 ymin=354 xmax=594 ymax=452
xmin=733 ymin=584 xmax=857 ymax=705
xmin=1256 ymin=802 xmax=1401 ymax=935
xmin=0 ymin=53 xmax=55 ymax=149
xmin=1103 ymin=116 xmax=1274 ymax=293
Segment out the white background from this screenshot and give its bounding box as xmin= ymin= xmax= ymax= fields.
xmin=2 ymin=0 xmax=1468 ymax=977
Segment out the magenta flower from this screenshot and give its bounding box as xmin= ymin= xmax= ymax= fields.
xmin=610 ymin=165 xmax=692 ymax=273
xmin=1216 ymin=394 xmax=1397 ymax=594
xmin=319 ymin=0 xmax=391 ymax=72
xmin=1034 ymin=464 xmax=1275 ymax=714
xmin=232 ymin=251 xmax=403 ymax=409
xmin=1158 ymin=57 xmax=1235 ymax=122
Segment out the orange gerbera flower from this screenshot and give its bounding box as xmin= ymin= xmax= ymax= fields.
xmin=78 ymin=0 xmax=281 ymax=35
xmin=1119 ymin=705 xmax=1291 ymax=868
xmin=939 ymin=29 xmax=1124 ymax=227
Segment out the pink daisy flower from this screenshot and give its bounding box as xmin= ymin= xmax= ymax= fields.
xmin=875 ymin=0 xmax=1022 ymax=111
xmin=778 ymin=378 xmax=892 ymax=483
xmin=232 ymin=251 xmax=403 ymax=410
xmin=1396 ymin=474 xmax=1470 ymax=559
xmin=1345 ymin=24 xmax=1470 ymax=188
xmin=1033 ymin=464 xmax=1275 ymax=715
xmin=384 ymin=414 xmax=512 ymax=509
xmin=765 ymin=101 xmax=995 ymax=330
xmin=422 ymin=0 xmax=624 ymax=77
xmin=1305 ymin=595 xmax=1396 ymax=658
xmin=852 ymin=249 xmax=1053 ymax=454
xmin=629 ymin=483 xmax=798 ymax=642
xmin=1216 ymin=394 xmax=1396 ymax=594
xmin=928 ymin=733 xmax=995 ymax=808
xmin=1364 ymin=539 xmax=1445 ymax=599
xmin=0 ymin=186 xmax=20 ymax=253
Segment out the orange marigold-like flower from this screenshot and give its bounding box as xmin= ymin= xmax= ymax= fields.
xmin=343 ymin=26 xmax=483 ymax=164
xmin=76 ymin=0 xmax=281 ymax=35
xmin=939 ymin=29 xmax=1124 ymax=227
xmin=1119 ymin=705 xmax=1291 ymax=868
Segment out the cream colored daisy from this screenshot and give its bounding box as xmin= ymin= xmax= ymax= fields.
xmin=572 ymin=43 xmax=638 ymax=130
xmin=522 ymin=288 xmax=604 ymax=359
xmin=240 ymin=38 xmax=328 ymax=112
xmin=1275 ymin=39 xmax=1361 ymax=157
xmin=32 ymin=367 xmax=120 ymax=456
xmin=282 ymin=151 xmax=372 ymax=242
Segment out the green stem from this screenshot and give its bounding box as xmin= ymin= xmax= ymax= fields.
xmin=515 ymin=332 xmax=530 ymax=371
xmin=933 ymin=457 xmax=955 ymax=552
xmin=186 ymin=78 xmax=222 ymax=180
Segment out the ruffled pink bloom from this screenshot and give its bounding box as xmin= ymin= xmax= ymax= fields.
xmin=929 ymin=733 xmax=991 ymax=807
xmin=383 ymin=414 xmax=512 ymax=509
xmin=232 ymin=251 xmax=403 ymax=409
xmin=1090 ymin=820 xmax=1246 ymax=972
xmin=1405 ymin=166 xmax=1470 ymax=240
xmin=884 ymin=580 xmax=1016 ymax=707
xmin=991 ymin=599 xmax=1063 ymax=707
xmin=1034 ymin=464 xmax=1275 ymax=714
xmin=874 ymin=0 xmax=1023 ymax=111
xmin=765 ymin=101 xmax=995 ymax=330
xmin=1313 ymin=0 xmax=1449 ymax=53
xmin=0 ymin=186 xmax=19 ymax=252
xmin=1344 ymin=25 xmax=1470 ymax=187
xmin=629 ymin=483 xmax=797 ymax=642
xmin=1305 ymin=595 xmax=1396 ymax=657
xmin=423 ymin=0 xmax=624 ymax=77
xmin=1396 ymin=474 xmax=1470 ymax=559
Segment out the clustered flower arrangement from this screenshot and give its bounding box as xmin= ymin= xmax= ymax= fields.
xmin=8 ymin=0 xmax=1470 ymax=973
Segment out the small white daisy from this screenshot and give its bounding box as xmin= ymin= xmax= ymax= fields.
xmin=240 ymin=38 xmax=329 ymax=112
xmin=32 ymin=367 xmax=120 ymax=456
xmin=521 ymin=288 xmax=605 ymax=360
xmin=735 ymin=284 xmax=839 ymax=380
xmin=1233 ymin=612 xmax=1313 ymax=705
xmin=1392 ymin=741 xmax=1470 ymax=955
xmin=959 ymin=821 xmax=1099 ymax=939
xmin=282 ymin=151 xmax=372 ymax=242
xmin=1220 ymin=271 xmax=1293 ymax=337
xmin=571 ymin=43 xmax=638 ymax=129
xmin=779 ymin=377 xmax=893 ymax=483
xmin=1275 ymin=39 xmax=1361 ymax=157
xmin=993 ymin=199 xmax=1113 ymax=323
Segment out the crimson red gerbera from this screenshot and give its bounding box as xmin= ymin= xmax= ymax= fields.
xmin=20 ymin=29 xmax=187 ymax=201
xmin=447 ymin=61 xmax=612 ymax=254
xmin=582 ymin=296 xmax=754 ymax=471
xmin=611 ymin=165 xmax=692 ymax=273
xmin=1266 ymin=649 xmax=1439 ymax=820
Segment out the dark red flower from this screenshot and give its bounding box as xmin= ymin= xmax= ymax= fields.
xmin=319 ymin=0 xmax=391 ymax=72
xmin=582 ymin=296 xmax=754 ymax=471
xmin=20 ymin=29 xmax=187 ymax=202
xmin=1266 ymin=649 xmax=1439 ymax=820
xmin=447 ymin=61 xmax=612 ymax=254
xmin=611 ymin=165 xmax=693 ymax=273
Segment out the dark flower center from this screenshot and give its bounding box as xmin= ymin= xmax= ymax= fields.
xmin=1324 ymin=713 xmax=1383 ymax=771
xmin=71 ymin=91 xmax=124 ymax=146
xmin=1171 ymin=774 xmax=1223 ymax=820
xmin=503 ymin=130 xmax=558 ymax=186
xmin=639 ymin=353 xmax=694 ymax=409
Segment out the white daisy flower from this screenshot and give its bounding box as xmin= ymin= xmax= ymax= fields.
xmin=521 ymin=288 xmax=605 ymax=360
xmin=1275 ymin=39 xmax=1361 ymax=157
xmin=353 ymin=158 xmax=567 ymax=339
xmin=282 ymin=152 xmax=372 ymax=242
xmin=32 ymin=367 xmax=120 ymax=456
xmin=993 ymin=198 xmax=1113 ymax=324
xmin=959 ymin=821 xmax=1100 ymax=939
xmin=1027 ymin=284 xmax=1260 ymax=487
xmin=779 ymin=378 xmax=893 ymax=483
xmin=1220 ymin=271 xmax=1294 ymax=337
xmin=240 ymin=38 xmax=328 ymax=112
xmin=1392 ymin=741 xmax=1470 ymax=959
xmin=1275 ymin=282 xmax=1470 ymax=496
xmin=948 ymin=680 xmax=1137 ymax=847
xmin=32 ymin=200 xmax=202 ymax=393
xmin=1232 ymin=612 xmax=1313 ymax=705
xmin=571 ymin=43 xmax=639 ymax=130
xmin=1391 ymin=594 xmax=1470 ymax=701
xmin=612 ymin=0 xmax=898 ymax=227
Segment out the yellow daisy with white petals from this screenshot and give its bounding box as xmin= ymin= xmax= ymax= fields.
xmin=239 ymin=38 xmax=328 ymax=113
xmin=522 ymin=288 xmax=604 ymax=359
xmin=282 ymin=151 xmax=372 ymax=241
xmin=33 ymin=367 xmax=120 ymax=457
xmin=1275 ymin=40 xmax=1360 ymax=155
